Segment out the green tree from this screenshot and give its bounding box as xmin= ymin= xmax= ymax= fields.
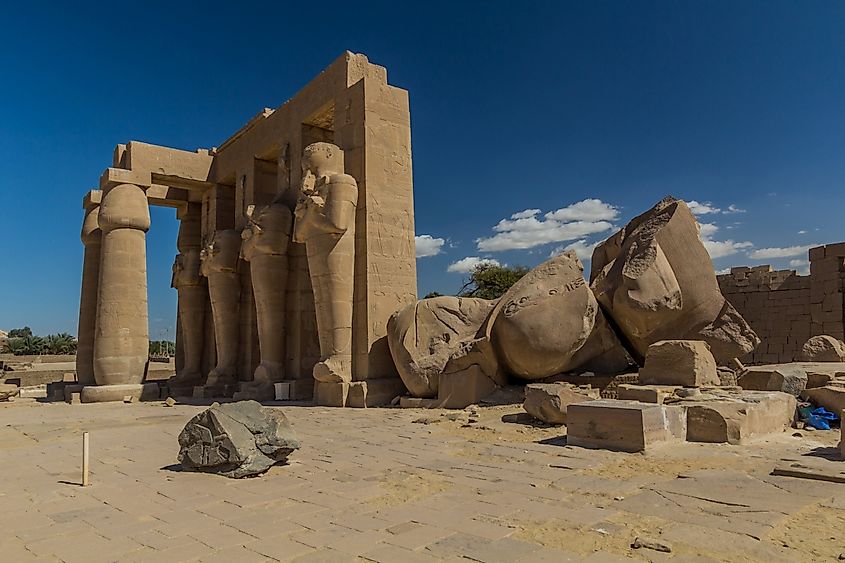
xmin=44 ymin=333 xmax=77 ymax=355
xmin=149 ymin=340 xmax=176 ymax=356
xmin=458 ymin=264 xmax=529 ymax=300
xmin=8 ymin=326 xmax=32 ymax=338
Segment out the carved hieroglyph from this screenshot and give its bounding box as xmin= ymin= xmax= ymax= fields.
xmin=201 ymin=229 xmax=242 ymax=387
xmin=293 ymin=143 xmax=358 ymax=384
xmin=241 ymin=203 xmax=293 ymax=386
xmin=170 ymin=211 xmax=206 ymax=386
xmin=93 ymin=183 xmax=151 ymax=386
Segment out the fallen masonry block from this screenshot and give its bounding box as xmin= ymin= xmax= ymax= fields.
xmin=738 ymin=365 xmax=807 ymax=396
xmin=523 ymin=382 xmax=599 ymax=424
xmin=800 ymin=335 xmax=845 ymax=362
xmin=638 ymin=340 xmax=719 ymax=388
xmin=800 ymin=383 xmax=845 ymax=416
xmin=617 ymin=384 xmax=681 ymax=404
xmin=437 ymin=366 xmax=499 ymax=409
xmin=0 ymin=383 xmax=19 ymax=401
xmin=685 ymin=391 xmax=796 ymax=444
xmin=567 ymin=400 xmax=687 ymax=452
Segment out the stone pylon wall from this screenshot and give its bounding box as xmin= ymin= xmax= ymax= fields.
xmin=717 ymin=243 xmax=845 ymax=364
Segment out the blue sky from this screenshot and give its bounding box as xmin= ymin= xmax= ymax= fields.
xmin=1 ymin=1 xmax=843 ymax=337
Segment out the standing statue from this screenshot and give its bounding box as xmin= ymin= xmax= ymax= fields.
xmin=293 ymin=142 xmax=358 ymax=383
xmin=200 ymin=229 xmax=242 ymax=391
xmin=239 ymin=203 xmax=292 ymax=397
xmin=169 ymin=215 xmax=207 ymax=389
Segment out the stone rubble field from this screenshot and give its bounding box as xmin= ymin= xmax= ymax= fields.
xmin=1 ymin=398 xmax=843 ymax=563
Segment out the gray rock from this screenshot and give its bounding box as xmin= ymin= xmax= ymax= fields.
xmin=177 ymin=400 xmax=300 ymax=478
xmin=738 ymin=365 xmax=808 ymax=396
xmin=632 ymin=536 xmax=672 ymax=553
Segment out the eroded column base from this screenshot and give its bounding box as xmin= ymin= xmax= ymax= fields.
xmin=314 ymin=378 xmax=405 ymax=408
xmin=81 ymin=383 xmax=160 ymax=403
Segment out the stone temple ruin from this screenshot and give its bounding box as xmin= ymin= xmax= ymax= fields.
xmin=75 ymin=52 xmax=415 ymax=406
xmin=69 ymin=52 xmax=844 ymax=462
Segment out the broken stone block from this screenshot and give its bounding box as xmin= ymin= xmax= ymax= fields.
xmin=617 ymin=384 xmax=681 ymax=404
xmin=685 ymin=391 xmax=796 ymax=444
xmin=491 ymin=251 xmax=627 ymax=379
xmin=387 ymin=296 xmax=496 ymax=398
xmin=164 ymin=397 xmax=177 ymax=407
xmin=18 ymin=384 xmax=47 ymax=399
xmin=566 ymin=400 xmax=687 ymax=452
xmin=523 ymin=383 xmax=599 ymax=424
xmin=0 ymin=383 xmax=19 ymax=401
xmin=738 ymin=365 xmax=808 ymax=396
xmin=437 ymin=366 xmax=499 ymax=409
xmin=177 ymin=400 xmax=300 ymax=478
xmin=638 ymin=340 xmax=719 ymax=387
xmin=800 ymin=383 xmax=845 ymax=416
xmin=800 ymin=335 xmax=845 ymax=362
xmin=590 ymin=196 xmax=760 ymax=364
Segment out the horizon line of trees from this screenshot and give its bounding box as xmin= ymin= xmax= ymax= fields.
xmin=1 ymin=327 xmax=78 ymax=356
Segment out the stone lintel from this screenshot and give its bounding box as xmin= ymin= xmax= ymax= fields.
xmin=82 ymin=189 xmax=102 ymax=210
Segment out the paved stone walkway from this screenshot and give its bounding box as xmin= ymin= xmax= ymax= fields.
xmin=0 ymin=399 xmax=843 ymax=562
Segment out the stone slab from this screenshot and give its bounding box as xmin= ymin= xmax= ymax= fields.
xmin=523 ymin=383 xmax=599 ymax=424
xmin=616 ymin=384 xmax=681 ymax=404
xmin=638 ymin=340 xmax=719 ymax=388
xmin=437 ymin=366 xmax=499 ymax=409
xmin=685 ymin=391 xmax=796 ymax=444
xmin=800 ymin=384 xmax=845 ymax=414
xmin=566 ymin=399 xmax=687 ymax=452
xmin=81 ymin=383 xmax=159 ymax=403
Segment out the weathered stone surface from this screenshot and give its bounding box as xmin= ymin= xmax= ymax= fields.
xmin=0 ymin=383 xmax=19 ymax=401
xmin=738 ymin=365 xmax=808 ymax=396
xmin=567 ymin=400 xmax=687 ymax=452
xmin=178 ymin=400 xmax=300 ymax=478
xmin=638 ymin=340 xmax=719 ymax=387
xmin=800 ymin=383 xmax=845 ymax=415
xmin=491 ymin=252 xmax=601 ymax=379
xmin=800 ymin=335 xmax=845 ymax=362
xmin=591 ymin=196 xmax=760 ymax=364
xmin=748 ymin=362 xmax=845 ymax=389
xmin=437 ymin=366 xmax=499 ymax=409
xmin=523 ymin=383 xmax=599 ymax=424
xmin=685 ymin=391 xmax=796 ymax=444
xmin=387 ymin=296 xmax=496 ymax=398
xmin=617 ymin=384 xmax=680 ymax=404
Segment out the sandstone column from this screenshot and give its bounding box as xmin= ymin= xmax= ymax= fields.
xmin=168 ymin=205 xmax=207 ymax=393
xmin=76 ymin=196 xmax=101 ymax=386
xmin=236 ymin=203 xmax=292 ymax=400
xmin=199 ymin=229 xmax=242 ymax=396
xmin=85 ymin=183 xmax=157 ymax=403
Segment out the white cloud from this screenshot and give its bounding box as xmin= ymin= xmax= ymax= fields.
xmin=550 ymin=239 xmax=600 ymax=261
xmin=789 ymin=258 xmax=811 ymax=275
xmin=698 ymin=222 xmax=753 ymax=259
xmin=748 ymin=244 xmax=817 ymax=260
xmin=716 ymin=268 xmax=731 ymax=275
xmin=476 ymin=199 xmax=619 ymax=252
xmin=687 ymin=200 xmax=721 ymax=215
xmin=511 ymin=209 xmax=541 ymax=219
xmin=798 ymin=230 xmax=808 ymax=235
xmin=447 ymin=256 xmax=501 ymax=274
xmin=415 ymin=235 xmax=445 ymax=258
xmin=725 ymin=204 xmax=746 ymax=214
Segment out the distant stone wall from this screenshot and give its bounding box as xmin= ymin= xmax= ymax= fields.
xmin=718 ymin=243 xmax=845 ymax=364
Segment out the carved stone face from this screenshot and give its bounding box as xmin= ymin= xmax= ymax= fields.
xmin=301 ymin=142 xmax=343 ymax=180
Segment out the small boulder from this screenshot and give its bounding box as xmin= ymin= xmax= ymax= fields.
xmin=177 ymin=400 xmax=300 ymax=478
xmin=738 ymin=365 xmax=808 ymax=396
xmin=523 ymin=383 xmax=600 ymax=424
xmin=800 ymin=335 xmax=845 ymax=362
xmin=638 ymin=340 xmax=719 ymax=387
xmin=0 ymin=383 xmax=19 ymax=401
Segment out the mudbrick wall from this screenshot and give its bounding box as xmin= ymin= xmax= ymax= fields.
xmin=718 ymin=243 xmax=845 ymax=364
